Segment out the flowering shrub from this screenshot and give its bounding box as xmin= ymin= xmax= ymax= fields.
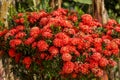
xmin=0 ymin=8 xmax=120 ymax=80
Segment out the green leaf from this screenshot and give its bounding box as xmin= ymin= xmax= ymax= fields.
xmin=117 ymin=18 xmax=120 ymax=24
xmin=73 ymin=0 xmax=92 ymax=4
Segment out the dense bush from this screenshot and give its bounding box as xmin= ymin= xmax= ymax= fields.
xmin=0 ymin=8 xmax=120 ymax=80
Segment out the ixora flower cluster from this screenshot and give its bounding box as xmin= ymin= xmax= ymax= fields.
xmin=0 ymin=8 xmax=120 ymax=79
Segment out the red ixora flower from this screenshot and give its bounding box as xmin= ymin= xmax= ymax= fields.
xmin=62 ymin=61 xmax=74 ymax=74
xmin=49 ymin=46 xmax=59 ymax=56
xmin=24 ymin=37 xmax=35 ymax=45
xmin=91 ymin=52 xmax=102 ymax=61
xmin=9 ymin=39 xmax=22 ymax=48
xmin=15 ymin=32 xmax=26 ymax=39
xmin=30 ymin=27 xmax=40 ymax=38
xmin=62 ymin=53 xmax=72 ymax=62
xmin=15 ymin=53 xmax=21 ymax=63
xmin=37 ymin=40 xmax=49 ymax=51
xmin=8 ymin=48 xmax=16 ymax=57
xmin=99 ymin=57 xmax=108 ymax=67
xmin=23 ymin=57 xmax=32 ymax=69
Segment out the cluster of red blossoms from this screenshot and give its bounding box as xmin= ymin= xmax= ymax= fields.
xmin=0 ymin=8 xmax=120 ymax=79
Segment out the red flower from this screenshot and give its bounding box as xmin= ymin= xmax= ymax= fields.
xmin=62 ymin=61 xmax=74 ymax=74
xmin=53 ymin=38 xmax=63 ymax=47
xmin=60 ymin=46 xmax=70 ymax=54
xmin=24 ymin=37 xmax=35 ymax=45
xmin=89 ymin=61 xmax=98 ymax=69
xmin=103 ymin=50 xmax=112 ymax=56
xmin=30 ymin=27 xmax=40 ymax=38
xmin=37 ymin=40 xmax=49 ymax=51
xmin=9 ymin=29 xmax=18 ymax=35
xmin=68 ymin=14 xmax=78 ymax=22
xmin=8 ymin=48 xmax=16 ymax=57
xmin=15 ymin=32 xmax=26 ymax=39
xmin=108 ymin=59 xmax=117 ymax=67
xmin=55 ymin=32 xmax=69 ymax=39
xmin=63 ymin=28 xmax=76 ymax=35
xmin=23 ymin=57 xmax=32 ymax=69
xmin=49 ymin=46 xmax=59 ymax=56
xmin=10 ymin=39 xmax=22 ymax=48
xmin=41 ymin=31 xmax=53 ymax=38
xmin=92 ymin=68 xmax=103 ymax=77
xmin=18 ymin=13 xmax=23 ymax=17
xmin=72 ymin=73 xmax=77 ymax=78
xmin=81 ymin=14 xmax=93 ymax=25
xmin=79 ymin=63 xmax=89 ymax=75
xmin=62 ymin=53 xmax=72 ymax=62
xmin=112 ymin=49 xmax=119 ymax=56
xmin=99 ymin=57 xmax=108 ymax=67
xmin=40 ymin=53 xmax=47 ymax=59
xmin=16 ymin=25 xmax=25 ymax=31
xmin=114 ymin=26 xmax=120 ymax=32
xmin=91 ymin=52 xmax=102 ymax=61
xmin=15 ymin=53 xmax=21 ymax=63
xmin=107 ymin=19 xmax=117 ymax=26
xmin=0 ymin=29 xmax=8 ymax=37
xmin=19 ymin=17 xmax=24 ymax=24
xmin=39 ymin=17 xmax=49 ymax=26
xmin=69 ymin=38 xmax=81 ymax=45
xmin=32 ymin=42 xmax=37 ymax=48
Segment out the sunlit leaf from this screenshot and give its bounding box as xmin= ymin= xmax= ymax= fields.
xmin=73 ymin=0 xmax=92 ymax=4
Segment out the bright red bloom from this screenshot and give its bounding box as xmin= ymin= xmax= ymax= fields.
xmin=108 ymin=59 xmax=117 ymax=67
xmin=68 ymin=14 xmax=78 ymax=22
xmin=32 ymin=42 xmax=37 ymax=48
xmin=40 ymin=53 xmax=47 ymax=59
xmin=9 ymin=39 xmax=22 ymax=48
xmin=39 ymin=17 xmax=49 ymax=26
xmin=37 ymin=40 xmax=49 ymax=51
xmin=107 ymin=19 xmax=117 ymax=26
xmin=16 ymin=25 xmax=25 ymax=31
xmin=0 ymin=29 xmax=8 ymax=37
xmin=23 ymin=57 xmax=32 ymax=69
xmin=62 ymin=61 xmax=74 ymax=74
xmin=49 ymin=46 xmax=59 ymax=56
xmin=92 ymin=68 xmax=103 ymax=77
xmin=91 ymin=52 xmax=102 ymax=61
xmin=69 ymin=38 xmax=81 ymax=45
xmin=103 ymin=50 xmax=112 ymax=56
xmin=60 ymin=45 xmax=70 ymax=54
xmin=79 ymin=63 xmax=89 ymax=75
xmin=112 ymin=49 xmax=119 ymax=56
xmin=19 ymin=17 xmax=24 ymax=24
xmin=74 ymin=50 xmax=80 ymax=56
xmin=55 ymin=32 xmax=69 ymax=39
xmin=30 ymin=27 xmax=40 ymax=38
xmin=9 ymin=29 xmax=18 ymax=35
xmin=24 ymin=37 xmax=35 ymax=45
xmin=53 ymin=38 xmax=63 ymax=47
xmin=15 ymin=32 xmax=26 ymax=39
xmin=62 ymin=53 xmax=72 ymax=62
xmin=8 ymin=48 xmax=16 ymax=57
xmin=114 ymin=26 xmax=120 ymax=32
xmin=99 ymin=57 xmax=108 ymax=67
xmin=89 ymin=61 xmax=98 ymax=69
xmin=28 ymin=12 xmax=41 ymax=24
xmin=17 ymin=13 xmax=23 ymax=17
xmin=63 ymin=28 xmax=76 ymax=35
xmin=81 ymin=14 xmax=93 ymax=25
xmin=41 ymin=31 xmax=52 ymax=38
